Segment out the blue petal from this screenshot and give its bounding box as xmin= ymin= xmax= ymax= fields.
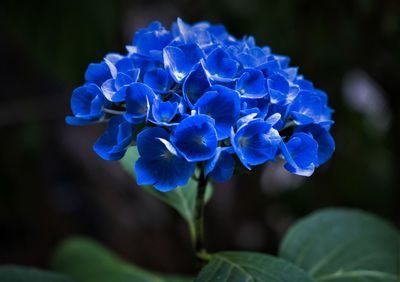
xmin=114 ymin=86 xmax=130 ymax=103
xmin=101 ymin=79 xmax=118 ymax=102
xmin=280 ymin=132 xmax=318 ymax=176
xmin=182 ymin=63 xmax=211 ymax=107
xmin=135 ymin=158 xmax=159 ymax=186
xmin=151 ymin=98 xmax=178 ymax=124
xmin=240 ymin=96 xmax=269 ymax=118
xmin=232 ymin=119 xmax=281 ymax=169
xmin=101 ymin=65 xmax=139 ymax=99
xmin=205 ymin=147 xmax=235 ymax=182
xmin=169 ymin=92 xmax=188 ymax=115
xmin=237 ymin=53 xmax=257 ymax=68
xmin=132 ymin=21 xmax=163 ymax=45
xmin=104 ymin=53 xmax=124 ymax=65
xmin=267 ymin=73 xmax=289 ymax=104
xmin=204 ymin=48 xmax=238 ymax=81
xmin=134 ymin=23 xmax=172 ymax=56
xmin=175 ymin=18 xmax=213 ymax=48
xmin=236 ymin=47 xmax=268 ymax=68
xmin=208 ymin=24 xmax=229 ymax=41
xmin=135 ymin=127 xmax=195 ymax=191
xmin=240 ymin=107 xmax=261 ymax=118
xmin=115 ymin=72 xmax=133 ymax=90
xmin=124 ymin=83 xmax=156 ymax=124
xmin=135 ymin=156 xmax=195 ymax=192
xmin=289 ymin=91 xmax=330 ymax=125
xmin=258 ymin=58 xmax=280 ymax=77
xmin=295 ymin=124 xmax=335 ymax=166
xmin=236 ymin=68 xmax=267 ymax=98
xmin=144 ymin=68 xmax=173 ymax=93
xmin=295 ymin=78 xmax=314 ymax=91
xmin=115 ymin=57 xmax=135 ymax=73
xmin=249 ymin=47 xmax=269 ymax=65
xmin=236 ymin=113 xmax=258 ymax=129
xmin=274 ymin=55 xmax=290 ymax=68
xmin=265 ymin=113 xmax=282 ymax=126
xmin=176 ymin=17 xmax=192 ymax=42
xmin=171 ymin=114 xmax=218 ymax=162
xmin=70 ymin=84 xmax=104 ymax=120
xmin=281 ymin=67 xmax=298 ymax=82
xmin=104 ymin=53 xmax=122 ymax=78
xmin=84 ymin=62 xmax=111 ymax=86
xmin=136 ymin=127 xmax=170 ymax=160
xmin=163 ymin=44 xmax=203 ymax=83
xmin=130 ymin=53 xmax=159 ymax=73
xmin=93 ymin=116 xmax=134 ymax=160
xmin=194 ymin=85 xmax=240 ymax=140
xmin=192 ymin=28 xmax=213 ymax=49
xmin=65 ymin=116 xmax=98 ymax=126
xmin=244 ymin=36 xmax=256 ymax=48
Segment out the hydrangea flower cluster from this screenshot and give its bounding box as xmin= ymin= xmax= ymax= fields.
xmin=66 ymin=18 xmax=335 ymax=192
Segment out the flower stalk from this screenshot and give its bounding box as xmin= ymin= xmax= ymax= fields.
xmin=193 ymin=166 xmax=211 ymax=265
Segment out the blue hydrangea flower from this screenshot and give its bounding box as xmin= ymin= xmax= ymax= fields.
xmin=84 ymin=62 xmax=112 ymax=86
xmin=163 ymin=44 xmax=204 ymax=83
xmin=101 ymin=55 xmax=140 ymax=102
xmin=194 ymin=85 xmax=240 ymax=140
xmin=294 ymin=124 xmax=335 ymax=166
xmin=236 ymin=68 xmax=267 ymax=98
xmin=93 ymin=116 xmax=134 ymax=160
xmin=171 ymin=114 xmax=218 ymax=162
xmin=183 ymin=63 xmax=211 ymax=107
xmin=231 ymin=115 xmax=281 ymax=169
xmin=135 ymin=127 xmax=196 ymax=191
xmin=130 ymin=21 xmax=173 ymax=61
xmin=151 ymin=98 xmax=179 ymax=125
xmin=205 ymin=147 xmax=235 ymax=182
xmin=143 ymin=68 xmax=173 ymax=93
xmin=289 ymin=90 xmax=333 ymax=126
xmin=204 ymin=48 xmax=239 ymax=82
xmin=67 ymin=17 xmax=335 ymax=191
xmin=124 ymin=83 xmax=156 ymax=124
xmin=65 ymin=83 xmax=105 ymax=126
xmin=280 ymin=132 xmax=318 ymax=176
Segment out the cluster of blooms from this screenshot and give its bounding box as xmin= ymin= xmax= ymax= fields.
xmin=66 ymin=18 xmax=335 ymax=192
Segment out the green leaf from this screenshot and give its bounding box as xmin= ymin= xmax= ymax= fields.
xmin=195 ymin=251 xmax=314 ymax=281
xmin=120 ymin=146 xmax=212 ymax=237
xmin=0 ymin=265 xmax=75 ymax=282
xmin=279 ymin=208 xmax=400 ymax=282
xmin=51 ymin=237 xmax=191 ymax=282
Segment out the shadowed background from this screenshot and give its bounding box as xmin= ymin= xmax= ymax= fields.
xmin=0 ymin=0 xmax=399 ymax=276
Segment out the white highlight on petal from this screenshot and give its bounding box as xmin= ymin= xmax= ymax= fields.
xmin=157 ymin=138 xmax=178 ymax=156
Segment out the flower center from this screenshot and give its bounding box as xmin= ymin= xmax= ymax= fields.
xmin=161 ymin=150 xmax=174 ymax=160
xmin=239 ymin=136 xmax=248 ymax=147
xmin=195 ymin=135 xmax=206 ymax=146
xmin=140 ymin=105 xmax=148 ymax=114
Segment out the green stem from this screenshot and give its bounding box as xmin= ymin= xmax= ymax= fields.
xmin=194 ymin=166 xmax=211 ymax=264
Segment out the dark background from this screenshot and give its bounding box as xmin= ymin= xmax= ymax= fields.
xmin=0 ymin=0 xmax=399 ymax=276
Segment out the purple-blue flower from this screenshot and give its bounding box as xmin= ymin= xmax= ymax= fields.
xmin=67 ymin=17 xmax=335 ymax=191
xmin=93 ymin=116 xmax=134 ymax=161
xmin=66 ymin=83 xmax=105 ymax=126
xmin=135 ymin=127 xmax=195 ymax=191
xmin=205 ymin=147 xmax=235 ymax=182
xmin=194 ymin=85 xmax=240 ymax=140
xmin=171 ymin=115 xmax=218 ymax=162
xmin=231 ymin=116 xmax=281 ymax=169
xmin=163 ymin=44 xmax=203 ymax=83
xmin=280 ymin=132 xmax=319 ymax=176
xmin=124 ymin=83 xmax=156 ymax=124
